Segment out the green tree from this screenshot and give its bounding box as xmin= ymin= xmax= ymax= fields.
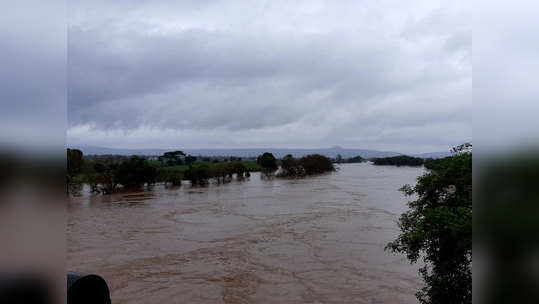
xmin=278 ymin=154 xmax=334 ymax=177
xmin=158 ymin=150 xmax=185 ymax=165
xmin=256 ymin=152 xmax=278 ymax=171
xmin=299 ymin=154 xmax=335 ymax=175
xmin=115 ymin=156 xmax=157 ymax=190
xmin=386 ymin=148 xmax=472 ymax=304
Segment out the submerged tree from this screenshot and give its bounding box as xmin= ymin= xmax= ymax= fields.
xmin=257 ymin=152 xmax=278 ymax=171
xmin=115 ymin=156 xmax=157 ymax=190
xmin=386 ymin=145 xmax=472 ymax=304
xmin=278 ymin=154 xmax=335 ymax=177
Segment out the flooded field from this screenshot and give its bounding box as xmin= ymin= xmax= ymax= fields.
xmin=67 ymin=163 xmax=424 ymax=303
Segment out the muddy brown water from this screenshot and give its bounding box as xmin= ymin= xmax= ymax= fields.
xmin=67 ymin=163 xmax=424 ymax=303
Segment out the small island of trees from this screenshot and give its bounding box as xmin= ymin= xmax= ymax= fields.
xmin=372 ymin=155 xmax=424 ymax=167
xmin=279 ymin=154 xmax=335 ymax=177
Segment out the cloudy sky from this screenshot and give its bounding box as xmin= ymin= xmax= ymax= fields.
xmin=67 ymin=0 xmax=471 ymax=154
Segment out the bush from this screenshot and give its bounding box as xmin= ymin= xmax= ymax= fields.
xmin=278 ymin=154 xmax=335 ymax=177
xmin=185 ymin=165 xmax=211 ymax=185
xmin=164 ymin=172 xmax=183 ymax=186
xmin=257 ymin=152 xmax=278 ymax=171
xmin=115 ymin=156 xmax=157 ymax=189
xmin=300 ymin=154 xmax=335 ymax=175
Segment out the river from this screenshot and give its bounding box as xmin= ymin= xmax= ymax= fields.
xmin=67 ymin=163 xmax=424 ymax=303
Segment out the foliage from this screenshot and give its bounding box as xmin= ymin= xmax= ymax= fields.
xmin=158 ymin=150 xmax=185 ymax=165
xmin=163 ymin=172 xmax=183 ymax=186
xmin=278 ymin=154 xmax=335 ymax=177
xmin=257 ymin=152 xmax=278 ymax=171
xmin=185 ymin=155 xmax=197 ymax=166
xmin=70 ymin=152 xmax=262 ymax=194
xmin=184 ymin=161 xmax=248 ymax=185
xmin=386 ymin=152 xmax=472 ymax=304
xmin=86 ymin=158 xmax=120 ymax=194
xmin=299 ymin=154 xmax=336 ymax=175
xmin=341 ymin=155 xmax=365 ymax=163
xmin=280 ymin=154 xmax=305 ymax=177
xmin=372 ymin=155 xmax=424 ymax=166
xmin=184 ymin=165 xmax=211 ymax=185
xmin=115 ymin=156 xmax=158 ymax=190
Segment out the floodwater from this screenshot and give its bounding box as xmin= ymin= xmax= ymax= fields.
xmin=67 ymin=163 xmax=424 ymax=303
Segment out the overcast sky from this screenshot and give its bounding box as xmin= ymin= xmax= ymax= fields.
xmin=66 ymin=0 xmax=471 ymax=154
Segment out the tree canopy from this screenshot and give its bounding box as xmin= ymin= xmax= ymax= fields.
xmin=372 ymin=155 xmax=424 ymax=166
xmin=158 ymin=150 xmax=185 ymax=165
xmin=278 ymin=154 xmax=335 ymax=177
xmin=257 ymin=152 xmax=278 ymax=171
xmin=387 ymin=150 xmax=472 ymax=304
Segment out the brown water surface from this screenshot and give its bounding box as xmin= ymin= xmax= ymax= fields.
xmin=67 ymin=163 xmax=423 ymax=303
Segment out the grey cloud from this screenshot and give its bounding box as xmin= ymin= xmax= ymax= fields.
xmin=67 ymin=0 xmax=471 ymax=153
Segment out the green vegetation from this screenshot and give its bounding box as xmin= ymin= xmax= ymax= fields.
xmin=158 ymin=150 xmax=185 ymax=165
xmin=115 ymin=156 xmax=157 ymax=190
xmin=386 ymin=144 xmax=472 ymax=304
xmin=341 ymin=155 xmax=365 ymax=163
xmin=184 ymin=161 xmax=248 ymax=185
xmin=278 ymin=154 xmax=335 ymax=177
xmin=372 ymin=155 xmax=424 ymax=166
xmin=256 ymin=152 xmax=278 ymax=171
xmin=68 ymin=149 xmax=264 ymax=194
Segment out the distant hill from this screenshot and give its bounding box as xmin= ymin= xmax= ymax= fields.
xmin=412 ymin=151 xmax=454 ymax=159
xmin=71 ymin=145 xmax=451 ymax=159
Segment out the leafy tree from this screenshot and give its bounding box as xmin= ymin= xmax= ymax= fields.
xmin=278 ymin=154 xmax=335 ymax=177
xmin=158 ymin=150 xmax=185 ymax=166
xmin=386 ymin=148 xmax=472 ymax=304
xmin=299 ymin=154 xmax=335 ymax=175
xmin=335 ymin=154 xmax=343 ymax=163
xmin=115 ymin=156 xmax=157 ymax=190
xmin=256 ymin=152 xmax=278 ymax=171
xmin=86 ymin=158 xmax=120 ymax=194
xmin=184 ymin=165 xmax=210 ymax=185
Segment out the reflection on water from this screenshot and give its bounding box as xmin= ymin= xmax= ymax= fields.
xmin=68 ymin=163 xmax=424 ymax=303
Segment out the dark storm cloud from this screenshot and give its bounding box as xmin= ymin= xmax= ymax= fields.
xmin=67 ymin=0 xmax=471 ymax=153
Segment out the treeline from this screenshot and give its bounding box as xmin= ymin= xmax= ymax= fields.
xmin=183 ymin=162 xmax=249 ymax=185
xmin=67 ymin=149 xmax=258 ymax=194
xmin=67 ymin=149 xmax=337 ymax=194
xmin=336 ymin=155 xmax=365 ymax=163
xmin=372 ymin=155 xmax=424 ymax=167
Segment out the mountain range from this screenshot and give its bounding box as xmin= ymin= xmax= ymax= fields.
xmin=72 ymin=145 xmax=453 ymax=159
